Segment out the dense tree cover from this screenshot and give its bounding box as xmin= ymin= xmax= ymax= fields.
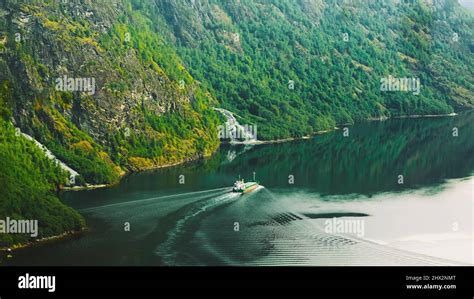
xmin=141 ymin=0 xmax=474 ymax=140
xmin=31 ymin=105 xmax=121 ymax=185
xmin=2 ymin=0 xmax=472 ymax=183
xmin=0 ymin=118 xmax=85 ymax=247
xmin=0 ymin=0 xmax=220 ymax=185
xmin=0 ymin=0 xmax=473 ymax=247
xmin=0 ymin=0 xmax=219 ymax=246
xmin=99 ymin=12 xmax=221 ymax=171
xmin=2 ymin=12 xmax=86 ymax=248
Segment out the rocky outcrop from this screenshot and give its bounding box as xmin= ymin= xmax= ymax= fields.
xmin=0 ymin=0 xmax=220 ymax=185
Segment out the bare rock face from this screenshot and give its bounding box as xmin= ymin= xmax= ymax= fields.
xmin=8 ymin=2 xmax=176 ymax=140
xmin=0 ymin=0 xmax=220 ymax=184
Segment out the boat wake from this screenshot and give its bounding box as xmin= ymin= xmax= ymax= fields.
xmin=154 ymin=187 xmax=465 ymax=266
xmin=54 ymin=184 xmax=466 ymax=266
xmin=80 ymin=187 xmax=230 ymax=212
xmin=155 ymin=192 xmax=240 ymax=264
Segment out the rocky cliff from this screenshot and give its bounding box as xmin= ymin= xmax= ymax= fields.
xmin=0 ymin=0 xmax=220 ymax=186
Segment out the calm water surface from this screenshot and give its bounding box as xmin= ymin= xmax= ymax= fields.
xmin=5 ymin=112 xmax=474 ymax=266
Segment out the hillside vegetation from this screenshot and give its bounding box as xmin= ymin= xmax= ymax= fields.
xmin=145 ymin=0 xmax=474 ymax=139
xmin=0 ymin=118 xmax=84 ymax=247
xmin=0 ymin=0 xmax=473 ymax=247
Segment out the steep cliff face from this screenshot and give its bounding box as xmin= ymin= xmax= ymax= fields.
xmin=0 ymin=0 xmax=220 ymax=185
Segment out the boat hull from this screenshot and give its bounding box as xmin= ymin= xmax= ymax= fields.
xmin=242 ymin=183 xmax=258 ymax=193
xmin=232 ymin=182 xmax=259 ymax=194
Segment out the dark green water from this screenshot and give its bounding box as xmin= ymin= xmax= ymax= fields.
xmin=4 ymin=112 xmax=474 ymax=266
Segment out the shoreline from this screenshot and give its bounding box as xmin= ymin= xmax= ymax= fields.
xmin=8 ymin=111 xmax=462 ymax=252
xmin=62 ymin=183 xmax=109 ymax=191
xmin=61 ymin=111 xmax=463 ymax=192
xmin=393 ymin=112 xmax=458 ymax=119
xmin=59 ymin=156 xmax=213 ymax=192
xmin=222 ymin=112 xmax=459 ymax=146
xmin=0 ymin=228 xmax=87 ymax=253
xmin=223 ymin=128 xmax=336 ymax=146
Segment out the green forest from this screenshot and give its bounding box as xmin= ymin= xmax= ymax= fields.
xmin=144 ymin=0 xmax=474 ymax=139
xmin=0 ymin=0 xmax=473 ymax=247
xmin=0 ymin=118 xmax=84 ymax=247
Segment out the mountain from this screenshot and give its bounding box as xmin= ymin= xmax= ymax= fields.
xmin=143 ymin=0 xmax=474 ymax=139
xmin=0 ymin=0 xmax=221 ymax=247
xmin=0 ymin=0 xmax=473 ymax=247
xmin=0 ymin=0 xmax=221 ymax=186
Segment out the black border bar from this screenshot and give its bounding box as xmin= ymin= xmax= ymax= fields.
xmin=0 ymin=266 xmax=473 ymax=298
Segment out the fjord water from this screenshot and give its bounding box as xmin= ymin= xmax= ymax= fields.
xmin=5 ymin=112 xmax=474 ymax=266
